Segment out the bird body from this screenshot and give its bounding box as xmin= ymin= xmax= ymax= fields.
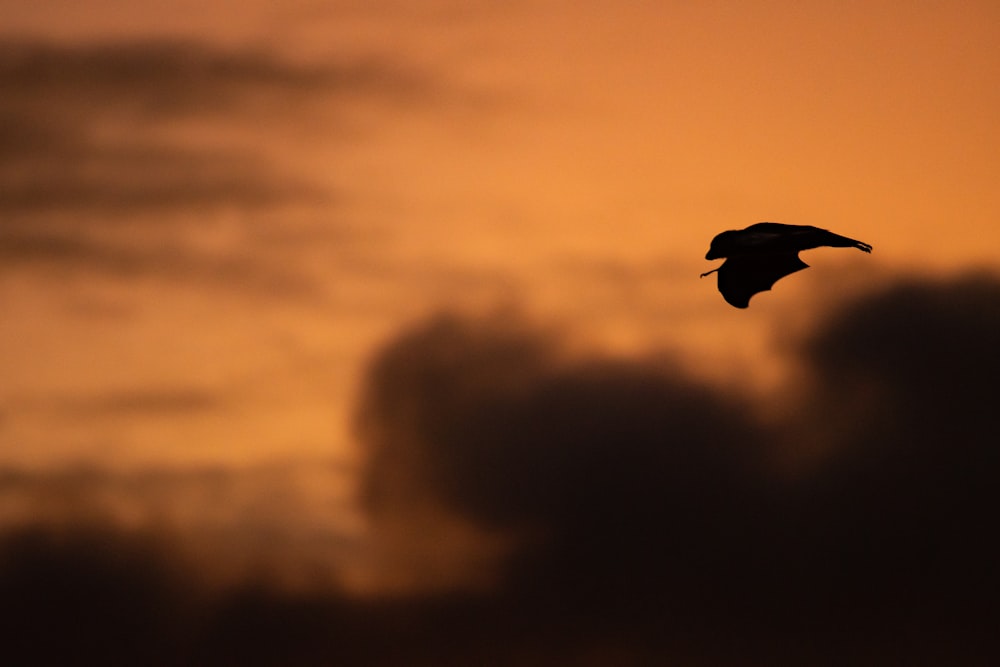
xmin=702 ymin=222 xmax=872 ymax=308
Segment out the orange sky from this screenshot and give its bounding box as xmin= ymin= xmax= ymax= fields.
xmin=2 ymin=0 xmax=999 ymax=588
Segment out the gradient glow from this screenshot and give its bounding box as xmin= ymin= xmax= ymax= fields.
xmin=1 ymin=0 xmax=999 ymax=585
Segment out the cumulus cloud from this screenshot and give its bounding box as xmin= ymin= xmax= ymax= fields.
xmin=352 ymin=276 xmax=1000 ymax=662
xmin=355 ymin=314 xmax=774 ymax=607
xmin=2 ymin=274 xmax=998 ymax=664
xmin=785 ymin=273 xmax=1000 ymax=625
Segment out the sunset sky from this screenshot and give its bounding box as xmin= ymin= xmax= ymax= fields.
xmin=1 ymin=2 xmax=999 ymax=662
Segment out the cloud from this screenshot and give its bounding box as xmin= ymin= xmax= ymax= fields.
xmin=785 ymin=273 xmax=1000 ymax=621
xmin=801 ymin=272 xmax=1000 ymax=440
xmin=0 ymin=525 xmax=194 ymax=665
xmin=0 ymin=37 xmax=439 ymax=285
xmin=355 ymin=315 xmax=771 ymax=589
xmin=353 ymin=313 xmax=790 ymax=657
xmin=49 ymin=388 xmax=220 ymax=417
xmin=0 ymin=460 xmax=361 ymax=594
xmin=2 ymin=274 xmax=998 ymax=664
xmin=0 ymin=147 xmax=324 ymax=216
xmin=0 ymin=37 xmax=432 ymax=120
xmin=0 ymin=38 xmax=375 ymax=216
xmin=0 ymin=228 xmax=320 ymax=295
xmin=351 ymin=276 xmax=1000 ymax=662
xmin=0 ymin=521 xmax=511 ymax=666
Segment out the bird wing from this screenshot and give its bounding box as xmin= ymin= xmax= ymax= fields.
xmin=742 ymin=223 xmax=871 ymax=253
xmin=715 ymin=253 xmax=809 ymax=308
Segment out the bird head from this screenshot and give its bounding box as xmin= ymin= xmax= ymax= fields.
xmin=705 ymin=230 xmax=738 ymax=260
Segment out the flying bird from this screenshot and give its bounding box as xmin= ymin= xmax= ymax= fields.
xmin=701 ymin=222 xmax=872 ymax=308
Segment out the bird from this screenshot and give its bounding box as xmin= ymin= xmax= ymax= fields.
xmin=701 ymin=222 xmax=872 ymax=308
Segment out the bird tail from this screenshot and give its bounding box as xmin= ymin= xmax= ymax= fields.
xmin=826 ymin=232 xmax=872 ymax=253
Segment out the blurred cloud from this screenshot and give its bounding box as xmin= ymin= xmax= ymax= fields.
xmin=0 ymin=460 xmax=361 ymax=591
xmin=0 ymin=37 xmax=441 ymax=287
xmin=0 ymin=525 xmax=195 ymax=665
xmin=0 ymin=38 xmax=430 ymax=108
xmin=2 ymin=273 xmax=998 ymax=664
xmin=0 ymin=148 xmax=323 ymax=216
xmin=2 ymin=2 xmax=999 ymax=660
xmin=38 ymin=387 xmax=220 ymax=418
xmin=355 ymin=314 xmax=771 ymax=597
xmin=787 ymin=273 xmax=1000 ymax=618
xmin=0 ymin=228 xmax=322 ymax=298
xmin=350 ymin=273 xmax=1000 ymax=662
xmin=0 ymin=37 xmax=380 ymax=215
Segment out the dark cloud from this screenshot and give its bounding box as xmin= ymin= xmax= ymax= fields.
xmin=0 ymin=37 xmax=439 ymax=285
xmin=352 ymin=277 xmax=1000 ymax=663
xmin=54 ymin=388 xmax=220 ymax=417
xmin=0 ymin=461 xmax=361 ymax=599
xmin=2 ymin=274 xmax=998 ymax=664
xmin=0 ymin=147 xmax=324 ymax=216
xmin=0 ymin=525 xmax=196 ymax=665
xmin=0 ymin=38 xmax=432 ymax=120
xmin=0 ymin=522 xmax=513 ymax=666
xmin=0 ymin=107 xmax=74 ymax=156
xmin=785 ymin=273 xmax=1000 ymax=627
xmin=0 ymin=38 xmax=368 ymax=217
xmin=0 ymin=228 xmax=319 ymax=296
xmin=801 ymin=272 xmax=1000 ymax=443
xmin=354 ymin=315 xmax=803 ymax=662
xmin=356 ymin=315 xmax=773 ymax=602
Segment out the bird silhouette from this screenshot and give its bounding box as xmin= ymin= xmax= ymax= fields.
xmin=701 ymin=222 xmax=872 ymax=308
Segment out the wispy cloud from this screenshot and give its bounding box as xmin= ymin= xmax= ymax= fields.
xmin=0 ymin=38 xmax=432 ymax=119
xmin=0 ymin=458 xmax=360 ymax=588
xmin=0 ymin=37 xmax=440 ymax=287
xmin=0 ymin=37 xmax=433 ymax=216
xmin=55 ymin=388 xmax=221 ymax=417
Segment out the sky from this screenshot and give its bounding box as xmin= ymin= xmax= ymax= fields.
xmin=1 ymin=1 xmax=999 ymax=663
